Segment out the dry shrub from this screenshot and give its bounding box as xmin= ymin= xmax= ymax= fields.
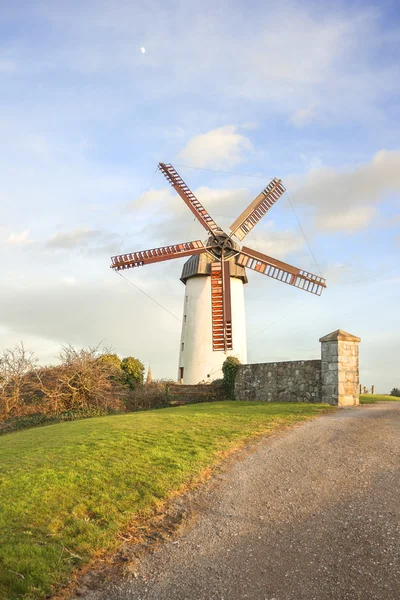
xmin=0 ymin=343 xmax=129 ymax=420
xmin=125 ymin=380 xmax=171 ymax=412
xmin=0 ymin=341 xmax=165 ymax=429
xmin=0 ymin=343 xmax=39 ymax=418
xmin=42 ymin=344 xmax=127 ymax=412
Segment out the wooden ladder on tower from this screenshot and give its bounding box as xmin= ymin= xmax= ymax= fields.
xmin=211 ymin=262 xmax=233 ymax=351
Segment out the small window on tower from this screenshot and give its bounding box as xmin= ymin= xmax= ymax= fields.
xmin=181 ymin=342 xmax=184 ymax=351
xmin=186 ymin=295 xmax=188 ymax=302
xmin=184 ymin=315 xmax=187 ymax=322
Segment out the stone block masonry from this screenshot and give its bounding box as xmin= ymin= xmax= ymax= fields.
xmin=234 ymin=360 xmax=321 ymax=403
xmin=168 ymin=383 xmax=224 ymax=405
xmin=235 ymin=329 xmax=360 ymax=407
xmin=320 ymin=330 xmax=361 ymax=406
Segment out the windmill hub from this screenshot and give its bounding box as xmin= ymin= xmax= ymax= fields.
xmin=207 ymin=231 xmax=239 ymax=259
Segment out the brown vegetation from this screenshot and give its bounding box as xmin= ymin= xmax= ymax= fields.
xmin=0 ymin=342 xmax=168 ymax=428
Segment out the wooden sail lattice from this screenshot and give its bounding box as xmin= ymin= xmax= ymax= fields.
xmin=159 ymin=163 xmax=220 ymax=233
xmin=230 ymin=178 xmax=286 ymax=241
xmin=111 ymin=240 xmax=205 ymax=271
xmin=237 ymin=246 xmax=326 ymax=296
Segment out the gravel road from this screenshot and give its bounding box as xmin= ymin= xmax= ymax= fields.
xmin=80 ymin=403 xmax=400 ymax=600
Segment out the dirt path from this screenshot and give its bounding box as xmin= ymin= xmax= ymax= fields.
xmin=79 ymin=403 xmax=400 ymax=600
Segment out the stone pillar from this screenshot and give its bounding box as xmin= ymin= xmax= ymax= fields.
xmin=319 ymin=329 xmax=361 ymax=406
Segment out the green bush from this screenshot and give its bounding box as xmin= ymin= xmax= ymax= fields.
xmin=121 ymin=356 xmax=145 ymax=388
xmin=390 ymin=387 xmax=400 ymax=397
xmin=222 ymin=356 xmax=241 ymax=399
xmin=98 ymin=353 xmax=123 ymax=373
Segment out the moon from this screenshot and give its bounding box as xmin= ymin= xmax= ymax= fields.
xmin=140 ymin=47 xmax=146 ymax=54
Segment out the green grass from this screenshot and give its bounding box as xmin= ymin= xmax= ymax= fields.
xmin=360 ymin=394 xmax=400 ymax=404
xmin=0 ymin=401 xmax=333 ymax=599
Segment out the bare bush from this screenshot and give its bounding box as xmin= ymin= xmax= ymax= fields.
xmin=0 ymin=343 xmax=39 ymax=417
xmin=51 ymin=344 xmax=127 ymax=411
xmin=0 ymin=341 xmax=155 ymax=428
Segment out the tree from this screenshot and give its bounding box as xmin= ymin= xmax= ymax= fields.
xmin=98 ymin=353 xmax=123 ymax=377
xmin=121 ymin=357 xmax=145 ymax=388
xmin=390 ymin=388 xmax=400 ymax=397
xmin=0 ymin=343 xmax=38 ymax=417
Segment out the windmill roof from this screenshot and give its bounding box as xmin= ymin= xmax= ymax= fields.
xmin=180 ymin=253 xmax=248 ymax=284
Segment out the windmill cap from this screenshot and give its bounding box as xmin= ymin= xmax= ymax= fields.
xmin=181 ymin=253 xmax=248 ymax=284
xmin=319 ymin=329 xmax=361 ymax=343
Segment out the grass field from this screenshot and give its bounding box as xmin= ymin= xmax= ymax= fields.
xmin=0 ymin=401 xmax=333 ymax=599
xmin=360 ymin=394 xmax=400 ymax=404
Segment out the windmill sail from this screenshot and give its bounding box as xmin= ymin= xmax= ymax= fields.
xmin=230 ymin=178 xmax=286 ymax=241
xmin=237 ymin=246 xmax=326 ymax=296
xmin=159 ymin=163 xmax=221 ymax=233
xmin=110 ymin=240 xmax=205 ymax=271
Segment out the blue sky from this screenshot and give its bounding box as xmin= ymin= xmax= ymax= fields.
xmin=0 ymin=0 xmax=399 ymax=390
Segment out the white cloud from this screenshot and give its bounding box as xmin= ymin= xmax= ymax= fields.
xmin=290 ymin=105 xmax=317 ymax=127
xmin=191 ymin=186 xmax=250 ymax=218
xmin=124 ymin=187 xmax=202 ymax=246
xmin=315 ymin=206 xmax=377 ymax=232
xmin=178 ymin=126 xmax=252 ymax=168
xmin=46 ymin=228 xmax=119 ymax=251
xmin=6 ymin=231 xmax=31 ymax=245
xmin=251 ymin=231 xmax=305 ymax=259
xmin=46 ymin=228 xmax=98 ymax=249
xmin=378 ymin=274 xmax=400 ymax=284
xmin=61 ymin=276 xmax=77 ymax=285
xmin=290 ymin=150 xmax=400 ymax=232
xmin=300 ymin=154 xmax=323 ymax=172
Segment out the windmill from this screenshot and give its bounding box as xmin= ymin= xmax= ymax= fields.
xmin=111 ymin=163 xmax=326 ymax=384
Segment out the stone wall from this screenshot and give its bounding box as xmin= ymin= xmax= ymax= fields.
xmin=234 ymin=329 xmax=360 ymax=406
xmin=168 ymin=383 xmax=224 ymax=405
xmin=235 ymin=359 xmax=321 ymax=402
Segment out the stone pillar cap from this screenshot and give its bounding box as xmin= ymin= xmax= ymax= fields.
xmin=319 ymin=329 xmax=361 ymax=343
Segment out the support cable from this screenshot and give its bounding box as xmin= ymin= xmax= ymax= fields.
xmin=116 ymin=270 xmax=182 ymax=322
xmin=285 ymin=190 xmax=323 ymax=278
xmin=174 ymin=164 xmax=274 ymax=180
xmin=248 ymin=301 xmax=307 ymax=341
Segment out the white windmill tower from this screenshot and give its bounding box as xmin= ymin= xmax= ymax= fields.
xmin=111 ymin=163 xmax=326 ymax=384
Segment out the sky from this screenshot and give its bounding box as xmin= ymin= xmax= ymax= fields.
xmin=0 ymin=0 xmax=399 ymax=391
